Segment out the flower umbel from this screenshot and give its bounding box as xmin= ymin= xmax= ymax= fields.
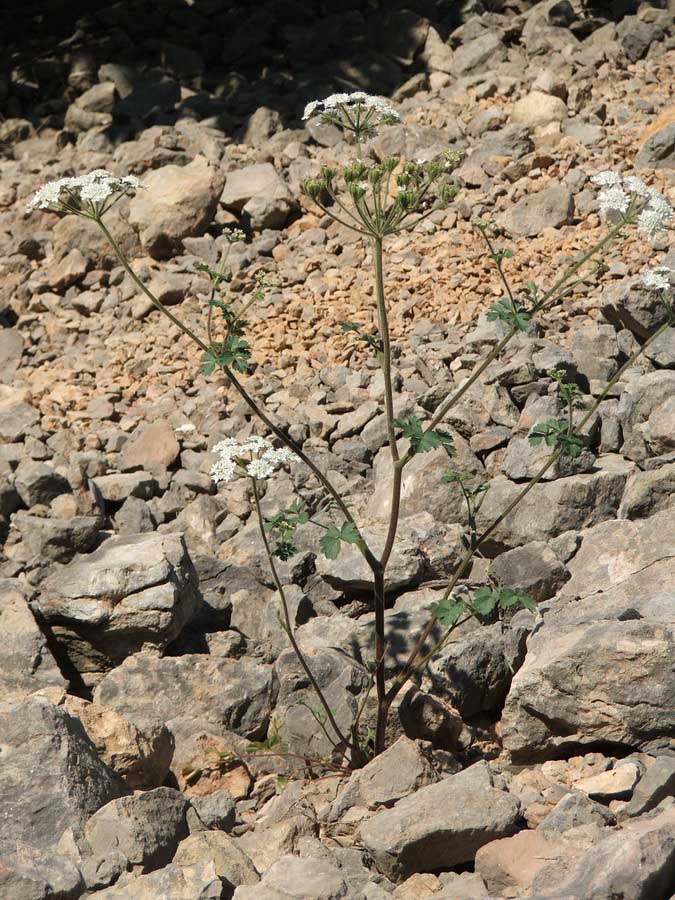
xmin=26 ymin=169 xmax=142 ymax=218
xmin=643 ymin=265 xmax=673 ymax=292
xmin=210 ymin=437 xmax=295 ymax=484
xmin=591 ymin=170 xmax=673 ymax=236
xmin=303 ymin=91 xmax=400 ymax=142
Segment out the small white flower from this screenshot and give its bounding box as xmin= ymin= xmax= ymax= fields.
xmin=643 ymin=265 xmax=673 ymax=291
xmin=591 ymin=171 xmax=622 ymax=187
xmin=637 ymin=192 xmax=673 ymax=236
xmin=597 ymin=186 xmax=630 ymax=215
xmin=303 ymin=91 xmax=400 ymax=125
xmin=210 ymin=437 xmax=294 ymax=484
xmin=26 ymin=169 xmax=142 ymax=215
xmin=622 ymin=175 xmax=650 ymax=197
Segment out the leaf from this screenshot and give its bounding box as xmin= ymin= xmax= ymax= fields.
xmin=273 ymin=541 xmax=298 ymax=561
xmin=340 ymin=522 xmax=361 ymax=544
xmin=320 ymin=526 xmax=342 ymax=560
xmin=431 ymin=597 xmax=466 ymax=627
xmin=495 ymin=588 xmax=535 ymax=611
xmin=395 ymin=416 xmax=455 ymax=456
xmin=472 ymin=587 xmax=499 ymax=616
xmin=200 ymin=350 xmax=219 ymax=375
xmin=487 ymin=298 xmax=530 ymax=333
xmin=441 ymin=470 xmax=472 ymax=485
xmin=340 ymin=321 xmax=361 ymax=332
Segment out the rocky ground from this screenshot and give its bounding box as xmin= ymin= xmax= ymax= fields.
xmin=1 ymin=0 xmax=675 ymax=898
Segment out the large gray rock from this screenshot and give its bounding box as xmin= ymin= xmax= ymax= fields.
xmin=530 ymin=803 xmax=675 ymax=899
xmin=501 ymin=511 xmax=675 ymax=761
xmin=0 ymin=582 xmax=67 ymax=701
xmin=0 ymin=698 xmax=124 ymax=850
xmin=35 ymin=533 xmax=201 ymax=685
xmin=94 ymin=654 xmax=276 ymax=757
xmin=497 ymin=185 xmax=574 ymax=237
xmin=473 ymin=455 xmax=633 ymax=554
xmin=173 ymin=831 xmax=259 ymax=890
xmin=617 ymin=371 xmax=675 ymax=461
xmin=624 ymin=757 xmax=675 ymax=818
xmin=128 ymin=155 xmax=225 ymax=259
xmin=636 ymin=121 xmax=675 ymax=169
xmin=84 ymin=787 xmax=189 ymax=872
xmin=601 ymin=278 xmax=671 ymax=340
xmin=232 ymin=854 xmax=349 ymax=900
xmin=358 ymin=761 xmax=521 ymax=880
xmin=221 ymin=163 xmax=295 ymax=230
xmin=88 ymin=859 xmax=225 ymax=899
xmin=619 ymin=463 xmax=675 ymax=520
xmin=12 ymin=511 xmax=102 ymax=563
xmin=425 ymin=622 xmax=528 ymax=719
xmin=489 ymin=541 xmax=569 ymax=603
xmin=0 ymin=840 xmax=85 ymax=900
xmin=14 ymin=460 xmax=71 ymax=507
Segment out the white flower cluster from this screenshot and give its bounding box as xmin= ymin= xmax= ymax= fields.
xmin=303 ymin=91 xmax=400 ymax=124
xmin=643 ymin=265 xmax=673 ymax=291
xmin=210 ymin=436 xmax=295 ymax=484
xmin=26 ymin=169 xmax=142 ymax=214
xmin=590 ymin=171 xmax=672 ymax=236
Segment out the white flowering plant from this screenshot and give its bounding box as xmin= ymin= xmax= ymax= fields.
xmin=26 ymin=94 xmax=675 ymax=772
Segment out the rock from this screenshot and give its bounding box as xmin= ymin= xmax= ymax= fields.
xmin=538 ymin=790 xmax=615 ymax=832
xmin=88 ymin=859 xmax=224 ymax=899
xmin=326 ymin=736 xmax=440 ymax=822
xmin=241 ymin=106 xmax=282 ymax=147
xmin=358 ymin=761 xmax=521 ymax=880
xmin=600 ymin=278 xmax=670 ymax=340
xmin=619 ymin=463 xmax=675 ymax=520
xmin=573 ymin=762 xmax=641 ymax=802
xmin=0 ymin=583 xmax=67 ymax=701
xmin=501 ymin=511 xmax=675 ymax=761
xmin=0 ymin=399 xmax=39 ymax=442
xmin=84 ymin=787 xmax=189 ymax=872
xmin=618 ymin=371 xmax=675 ymax=461
xmin=186 ymin=791 xmax=236 ymax=832
xmin=453 ymin=33 xmax=504 ymax=76
xmin=530 ymin=804 xmax=675 ymax=899
xmin=644 ymin=395 xmax=675 ymax=456
xmin=93 ymin=471 xmax=159 ymax=502
xmin=128 ymin=155 xmax=225 ymax=259
xmin=425 ymin=622 xmax=528 ymax=719
xmin=497 ymin=185 xmax=574 ymax=237
xmin=0 ymin=327 xmax=24 ymax=383
xmin=77 ymin=81 xmax=116 ymax=113
xmin=368 ymin=437 xmax=484 ymax=529
xmin=12 ymin=511 xmax=102 ymax=563
xmin=35 ymin=533 xmax=200 ymax=685
xmin=421 ymin=27 xmax=454 ymax=74
xmin=489 ymin=541 xmax=569 ymax=603
xmin=624 ymin=757 xmax=675 ymax=818
xmin=221 ymin=163 xmax=295 ymax=230
xmin=46 ymin=248 xmax=89 ymax=292
xmin=475 ymin=828 xmax=593 ymax=899
xmin=617 ymin=16 xmax=663 ymax=63
xmin=0 ymin=697 xmax=123 ymax=850
xmin=511 ymin=91 xmax=567 ymax=128
xmin=637 ymin=105 xmax=675 ymax=170
xmin=120 ymin=421 xmax=180 ymax=474
xmin=436 ymin=872 xmax=490 ymax=898
xmin=173 ymin=831 xmax=259 ymax=889
xmin=115 ymin=495 xmax=155 ymax=534
xmin=14 ymin=460 xmax=70 ymax=507
xmin=232 ymin=855 xmax=349 ymax=900
xmin=0 ymin=840 xmax=85 ymax=900
xmin=63 ymin=696 xmax=173 ymax=790
xmin=94 ymin=654 xmax=276 ymax=755
xmin=474 ymin=457 xmax=633 ymax=553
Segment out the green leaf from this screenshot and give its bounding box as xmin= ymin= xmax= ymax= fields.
xmin=200 ymin=349 xmax=219 ymax=375
xmin=395 ymin=416 xmax=455 ymax=456
xmin=472 ymin=587 xmax=499 ymax=616
xmin=273 ymin=540 xmax=298 ymax=561
xmin=495 ymin=588 xmax=534 ymax=610
xmin=487 ymin=298 xmax=531 ymax=332
xmin=340 ymin=521 xmax=361 ymax=544
xmin=320 ymin=526 xmax=342 ymax=560
xmin=431 ymin=597 xmax=466 ymax=627
xmin=441 ymin=470 xmax=472 ymax=485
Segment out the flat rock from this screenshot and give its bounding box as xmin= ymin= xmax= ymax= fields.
xmin=573 ymin=763 xmax=641 ymax=802
xmin=497 ymin=185 xmax=574 ymax=237
xmin=358 ymin=761 xmax=521 ymax=880
xmin=0 ymin=840 xmax=85 ymax=900
xmin=511 ymin=91 xmax=567 ymax=128
xmin=120 ymin=420 xmax=180 ymax=474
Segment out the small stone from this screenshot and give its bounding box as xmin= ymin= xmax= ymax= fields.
xmin=511 ymin=91 xmax=567 ymax=128
xmin=497 ymin=185 xmax=574 ymax=237
xmin=120 ymin=421 xmax=180 ymax=474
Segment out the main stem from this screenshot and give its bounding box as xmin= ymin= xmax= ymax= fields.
xmin=251 ymin=478 xmax=360 ymax=763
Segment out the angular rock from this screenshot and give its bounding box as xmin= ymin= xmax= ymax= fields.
xmin=36 ymin=533 xmax=200 ymax=685
xmin=128 ymin=155 xmax=225 ymax=259
xmin=120 ymin=420 xmax=180 ymax=474
xmin=84 ymin=787 xmax=189 ymax=872
xmin=63 ymin=696 xmax=173 ymax=790
xmin=0 ymin=698 xmax=123 ymax=850
xmin=326 ymin=736 xmax=440 ymax=822
xmin=173 ymin=831 xmax=259 ymax=889
xmin=0 ymin=583 xmax=67 ymax=701
xmin=489 ymin=541 xmax=569 ymax=603
xmin=530 ymin=804 xmax=675 ymax=899
xmin=453 ymin=33 xmax=504 ymax=75
xmin=221 ymin=162 xmax=295 ymax=230
xmin=93 ymin=471 xmax=158 ymax=502
xmin=358 ymin=761 xmax=521 ymax=880
xmin=0 ymin=840 xmax=85 ymax=900
xmin=511 ymin=91 xmax=567 ymax=128
xmin=538 ymin=790 xmax=615 ymax=833
xmin=0 ymin=399 xmax=39 ymax=442
xmin=12 ymin=511 xmax=102 ymax=563
xmin=88 ymin=859 xmax=224 ymax=899
xmin=14 ymin=460 xmax=70 ymax=507
xmin=186 ymin=791 xmax=236 ymax=832
xmin=95 ymin=654 xmax=276 ymax=754
xmin=497 ymin=185 xmax=574 ymax=237
xmin=624 ymin=757 xmax=675 ymax=818
xmin=619 ymin=463 xmax=675 ymax=520
xmin=573 ymin=762 xmax=641 ymax=802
